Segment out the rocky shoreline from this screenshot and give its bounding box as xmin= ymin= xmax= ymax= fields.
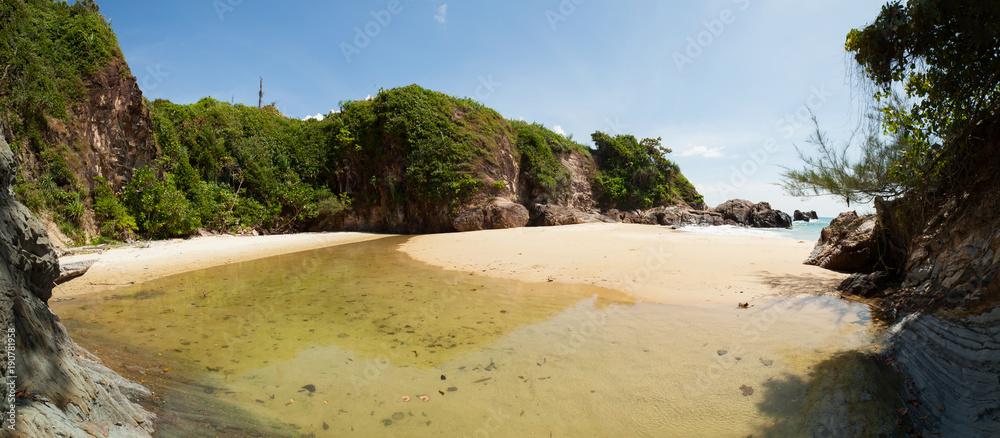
xmin=804 ymin=185 xmax=1000 ymax=435
xmin=2 ymin=133 xmax=155 ymax=436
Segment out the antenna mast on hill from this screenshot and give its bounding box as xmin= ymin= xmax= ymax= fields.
xmin=258 ymin=77 xmax=263 ymax=109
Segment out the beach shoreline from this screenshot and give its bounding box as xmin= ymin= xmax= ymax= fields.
xmin=55 ymin=232 xmax=391 ymax=297
xmin=56 ymin=223 xmax=845 ymax=305
xmin=399 ymin=222 xmax=846 ymax=305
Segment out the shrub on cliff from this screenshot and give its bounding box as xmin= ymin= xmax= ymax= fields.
xmin=121 ymin=165 xmax=199 ymax=238
xmin=147 ymin=98 xmax=330 ymax=233
xmin=590 ymin=132 xmax=702 ymax=209
xmin=92 ymin=176 xmax=136 ymax=241
xmin=509 ymin=121 xmax=583 ymax=198
xmin=326 ymin=85 xmax=502 ymax=206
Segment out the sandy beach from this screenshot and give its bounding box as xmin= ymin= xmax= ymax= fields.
xmin=400 ymin=223 xmax=847 ymax=304
xmin=56 ymin=232 xmax=389 ymax=297
xmin=57 ymin=223 xmax=845 ymax=305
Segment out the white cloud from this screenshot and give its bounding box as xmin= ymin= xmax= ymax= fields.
xmin=553 ymin=125 xmax=566 ymax=136
xmin=679 ymin=145 xmax=725 ymax=158
xmin=434 ymin=4 xmax=448 ymax=23
xmin=303 ymin=109 xmax=338 ymax=121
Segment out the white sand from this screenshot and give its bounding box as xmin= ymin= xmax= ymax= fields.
xmin=399 ymin=222 xmax=845 ymax=305
xmin=56 ymin=232 xmax=389 ymax=297
xmin=57 ymin=223 xmax=844 ymax=305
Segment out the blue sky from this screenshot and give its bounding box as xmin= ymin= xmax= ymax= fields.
xmin=97 ymin=0 xmax=887 ymax=216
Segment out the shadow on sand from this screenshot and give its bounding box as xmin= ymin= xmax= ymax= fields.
xmin=747 ymin=351 xmax=906 ymax=437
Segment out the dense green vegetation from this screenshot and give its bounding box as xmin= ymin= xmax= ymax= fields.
xmin=0 ymin=0 xmax=121 ymax=243
xmin=2 ymin=1 xmax=705 ymax=242
xmin=97 ymin=86 xmax=597 ymax=237
xmin=89 ymin=85 xmax=702 ymax=240
xmin=509 ymin=120 xmax=585 ymax=197
xmin=783 ymin=0 xmax=1000 ymax=204
xmin=146 ymin=98 xmax=333 ymax=236
xmin=590 ymin=132 xmax=702 ymax=209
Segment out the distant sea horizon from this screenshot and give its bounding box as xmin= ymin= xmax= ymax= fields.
xmin=676 ymin=217 xmax=832 ymax=243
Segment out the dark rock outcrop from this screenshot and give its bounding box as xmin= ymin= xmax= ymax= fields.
xmin=713 ymin=199 xmax=792 ymax=229
xmin=793 ymin=210 xmax=818 ymax=222
xmin=714 ymin=199 xmax=755 ymax=224
xmin=837 ymin=271 xmax=891 ymax=298
xmin=748 ymin=202 xmax=792 ymax=228
xmin=1 ymin=133 xmax=154 ymax=436
xmin=806 ymin=211 xmax=897 ymax=273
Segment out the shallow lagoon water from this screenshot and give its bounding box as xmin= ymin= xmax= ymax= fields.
xmin=52 ymin=236 xmax=902 ymax=437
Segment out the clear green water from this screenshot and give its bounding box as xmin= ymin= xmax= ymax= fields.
xmin=52 ymin=236 xmax=903 ymax=437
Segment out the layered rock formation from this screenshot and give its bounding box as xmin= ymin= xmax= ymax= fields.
xmin=888 ymin=309 xmax=1000 ymax=436
xmin=808 ymin=123 xmax=1000 ymax=436
xmin=1 ymin=133 xmax=154 ymax=436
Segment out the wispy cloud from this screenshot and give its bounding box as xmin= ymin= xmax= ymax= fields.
xmin=679 ymin=145 xmax=725 ymax=158
xmin=435 ymin=4 xmax=448 ymax=23
xmin=553 ymin=125 xmax=566 ymax=136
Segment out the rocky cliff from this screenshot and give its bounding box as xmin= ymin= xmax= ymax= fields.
xmin=1 ymin=132 xmax=154 ymax=436
xmin=810 ymin=122 xmax=1000 ymax=436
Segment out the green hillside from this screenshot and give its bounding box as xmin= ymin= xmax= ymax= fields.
xmin=1 ymin=0 xmax=705 ymax=242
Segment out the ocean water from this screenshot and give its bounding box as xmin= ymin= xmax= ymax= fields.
xmin=677 ymin=218 xmax=832 ymax=242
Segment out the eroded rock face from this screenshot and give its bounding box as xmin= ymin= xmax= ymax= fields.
xmin=714 ymin=199 xmax=755 ymax=224
xmin=1 ymin=133 xmax=154 ymax=436
xmin=528 ymin=203 xmax=612 ymax=227
xmin=78 ymin=58 xmax=159 ymax=189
